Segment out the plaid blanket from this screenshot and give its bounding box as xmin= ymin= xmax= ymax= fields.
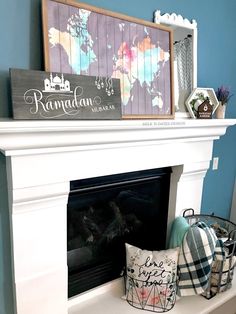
xmin=178 ymin=221 xmax=225 ymax=296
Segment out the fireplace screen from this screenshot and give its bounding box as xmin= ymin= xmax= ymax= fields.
xmin=67 ymin=168 xmax=171 ymax=297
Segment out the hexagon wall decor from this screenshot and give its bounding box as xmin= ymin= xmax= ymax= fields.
xmin=185 ymin=87 xmax=219 ymax=118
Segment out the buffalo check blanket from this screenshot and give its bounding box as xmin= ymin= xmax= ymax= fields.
xmin=178 ymin=221 xmax=225 ymax=296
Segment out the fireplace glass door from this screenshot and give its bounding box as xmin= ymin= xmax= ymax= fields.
xmin=67 ymin=167 xmax=171 ymax=297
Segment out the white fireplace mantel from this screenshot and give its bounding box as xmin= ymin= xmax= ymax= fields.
xmin=0 ymin=118 xmax=235 ymax=314
xmin=0 ymin=119 xmax=235 ymax=156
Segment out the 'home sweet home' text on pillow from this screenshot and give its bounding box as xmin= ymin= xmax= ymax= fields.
xmin=125 ymin=243 xmax=179 ymax=311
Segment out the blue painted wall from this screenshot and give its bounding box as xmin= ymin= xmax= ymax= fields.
xmin=0 ymin=0 xmax=235 ymax=312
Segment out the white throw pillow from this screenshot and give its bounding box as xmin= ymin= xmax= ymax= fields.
xmin=125 ymin=243 xmax=179 ymax=311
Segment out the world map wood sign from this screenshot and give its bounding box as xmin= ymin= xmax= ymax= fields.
xmin=42 ymin=0 xmax=174 ymax=119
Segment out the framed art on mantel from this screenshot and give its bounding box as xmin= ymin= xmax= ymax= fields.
xmin=42 ymin=0 xmax=174 ymax=119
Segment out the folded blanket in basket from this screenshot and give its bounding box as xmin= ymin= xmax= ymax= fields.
xmin=168 ymin=217 xmax=190 ymax=249
xmin=178 ymin=221 xmax=225 ymax=296
xmin=210 ymin=255 xmax=236 ymax=293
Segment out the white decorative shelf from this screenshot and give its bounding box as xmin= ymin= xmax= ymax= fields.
xmin=154 ymin=10 xmax=197 ymax=30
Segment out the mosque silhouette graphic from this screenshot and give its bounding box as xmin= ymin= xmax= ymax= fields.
xmin=43 ymin=73 xmax=72 ymax=93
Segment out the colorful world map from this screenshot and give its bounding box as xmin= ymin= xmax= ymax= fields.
xmin=46 ymin=0 xmax=172 ymax=116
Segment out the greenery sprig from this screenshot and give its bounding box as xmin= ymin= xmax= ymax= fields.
xmin=190 ymin=92 xmax=209 ymax=114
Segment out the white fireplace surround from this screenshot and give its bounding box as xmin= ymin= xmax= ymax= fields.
xmin=0 ymin=119 xmax=236 ymax=314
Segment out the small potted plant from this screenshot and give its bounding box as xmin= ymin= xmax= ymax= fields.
xmin=215 ymin=86 xmax=233 ymax=119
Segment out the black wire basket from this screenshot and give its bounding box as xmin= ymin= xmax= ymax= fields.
xmin=183 ymin=208 xmax=236 ymax=299
xmin=125 ymin=275 xmax=177 ymax=312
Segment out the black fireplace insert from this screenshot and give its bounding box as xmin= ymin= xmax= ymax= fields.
xmin=67 ymin=167 xmax=171 ymax=297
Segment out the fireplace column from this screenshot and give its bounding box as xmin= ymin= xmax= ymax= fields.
xmin=167 ymin=160 xmax=210 ymax=241
xmin=7 ymin=179 xmax=69 ymax=314
xmin=175 ymin=161 xmax=210 ymax=215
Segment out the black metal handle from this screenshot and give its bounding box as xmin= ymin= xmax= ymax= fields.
xmin=183 ymin=208 xmax=195 ymax=217
xmin=228 ymin=229 xmax=236 ymax=241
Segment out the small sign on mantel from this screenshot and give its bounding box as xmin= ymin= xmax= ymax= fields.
xmin=197 ymin=99 xmax=213 ymax=119
xmin=10 ymin=68 xmax=122 ymax=120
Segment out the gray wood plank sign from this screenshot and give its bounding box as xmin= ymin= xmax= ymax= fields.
xmin=10 ymin=68 xmax=122 ymax=120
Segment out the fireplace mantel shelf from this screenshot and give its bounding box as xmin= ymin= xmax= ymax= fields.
xmin=0 ymin=118 xmax=235 ymax=156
